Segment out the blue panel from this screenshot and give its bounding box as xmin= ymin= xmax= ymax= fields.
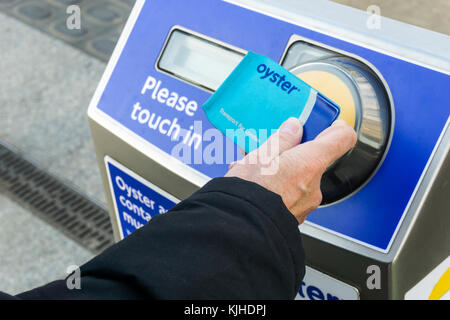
xmin=106 ymin=158 xmax=178 ymax=239
xmin=96 ymin=0 xmax=450 ymax=250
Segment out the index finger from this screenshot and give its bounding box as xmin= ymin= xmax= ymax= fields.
xmin=280 ymin=120 xmax=357 ymax=172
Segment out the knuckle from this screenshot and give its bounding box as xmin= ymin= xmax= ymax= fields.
xmin=313 ymin=191 xmax=323 ymax=208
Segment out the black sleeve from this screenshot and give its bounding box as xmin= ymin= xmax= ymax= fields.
xmin=9 ymin=177 xmax=305 ymax=300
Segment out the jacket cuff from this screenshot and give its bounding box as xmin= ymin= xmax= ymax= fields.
xmin=197 ymin=176 xmax=304 ymax=277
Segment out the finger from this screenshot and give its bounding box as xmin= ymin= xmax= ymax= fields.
xmin=228 ymin=161 xmax=237 ymax=170
xmin=238 ymin=148 xmax=246 ymax=156
xmin=254 ymin=117 xmax=303 ymax=163
xmin=314 ymin=119 xmax=350 ymax=140
xmin=281 ymin=120 xmax=357 ymax=172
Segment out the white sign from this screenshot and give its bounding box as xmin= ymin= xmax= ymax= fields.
xmin=296 ymin=266 xmax=359 ymax=300
xmin=405 ymin=256 xmax=450 ymax=300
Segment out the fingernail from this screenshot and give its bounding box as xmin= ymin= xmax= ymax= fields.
xmin=280 ymin=117 xmax=301 ymax=135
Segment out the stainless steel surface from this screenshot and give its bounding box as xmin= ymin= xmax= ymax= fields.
xmin=391 ymin=120 xmax=450 ymax=299
xmin=227 ymin=0 xmax=450 ymax=74
xmin=89 ymin=118 xmax=200 ymax=241
xmin=301 ymin=119 xmax=449 ymax=299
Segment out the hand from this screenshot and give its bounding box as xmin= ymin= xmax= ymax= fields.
xmin=225 ymin=118 xmax=357 ymax=224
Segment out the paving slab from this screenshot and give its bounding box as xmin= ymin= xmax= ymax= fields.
xmin=0 ymin=193 xmax=93 ymax=296
xmin=0 ymin=12 xmax=107 ymax=205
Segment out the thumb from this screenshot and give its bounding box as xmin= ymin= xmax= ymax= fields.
xmin=278 ymin=117 xmax=303 ymax=154
xmin=254 ymin=117 xmax=303 ymax=163
xmin=282 ymin=119 xmax=357 ymax=172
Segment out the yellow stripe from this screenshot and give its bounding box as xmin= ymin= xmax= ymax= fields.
xmin=428 ymin=268 xmax=450 ymax=300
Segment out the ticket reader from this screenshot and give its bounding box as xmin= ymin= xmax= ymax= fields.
xmin=88 ymin=0 xmax=450 ymax=299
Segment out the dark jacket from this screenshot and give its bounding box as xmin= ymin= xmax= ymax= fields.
xmin=1 ymin=177 xmax=305 ymax=299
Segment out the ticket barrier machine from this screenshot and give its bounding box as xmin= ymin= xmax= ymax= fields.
xmin=88 ymin=0 xmax=450 ymax=299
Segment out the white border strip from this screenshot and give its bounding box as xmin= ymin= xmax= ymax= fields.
xmin=104 ymin=155 xmax=180 ymax=240
xmin=296 ymin=265 xmax=360 ymax=300
xmin=299 ymin=89 xmax=317 ymax=125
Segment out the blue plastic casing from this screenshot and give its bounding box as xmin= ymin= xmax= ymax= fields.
xmin=202 ymin=51 xmax=340 ymax=153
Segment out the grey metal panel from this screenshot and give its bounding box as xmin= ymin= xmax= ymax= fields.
xmin=301 ymin=234 xmax=390 ymax=299
xmin=391 ymin=124 xmax=450 ymax=299
xmin=227 ymin=0 xmax=450 ymax=73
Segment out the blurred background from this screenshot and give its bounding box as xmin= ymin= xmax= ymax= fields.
xmin=0 ymin=0 xmax=448 ymax=294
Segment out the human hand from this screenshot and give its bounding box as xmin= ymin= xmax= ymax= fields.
xmin=225 ymin=118 xmax=357 ymax=224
